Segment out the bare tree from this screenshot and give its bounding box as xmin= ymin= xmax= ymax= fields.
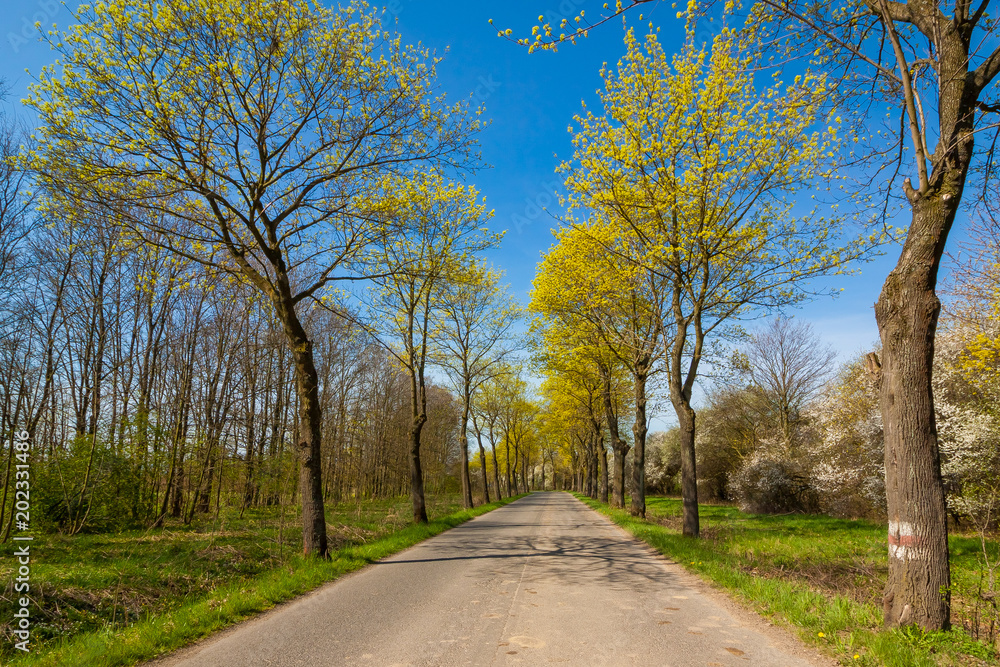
xmin=434 ymin=262 xmax=520 ymax=508
xmin=742 ymin=318 xmax=837 ymax=451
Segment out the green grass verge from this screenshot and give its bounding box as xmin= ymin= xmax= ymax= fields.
xmin=4 ymin=494 xmax=525 ymax=667
xmin=576 ymin=494 xmax=998 ymax=667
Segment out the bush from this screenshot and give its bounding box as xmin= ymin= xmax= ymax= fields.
xmin=645 ymin=431 xmax=681 ymax=495
xmin=729 ymin=453 xmax=818 ymax=514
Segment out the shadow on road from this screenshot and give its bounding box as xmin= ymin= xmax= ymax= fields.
xmin=374 ymin=493 xmax=677 ymax=590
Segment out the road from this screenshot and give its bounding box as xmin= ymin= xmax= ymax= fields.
xmin=152 ymin=492 xmax=830 ymax=667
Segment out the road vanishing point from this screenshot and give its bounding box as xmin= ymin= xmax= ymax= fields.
xmin=152 ymin=492 xmax=832 ymax=667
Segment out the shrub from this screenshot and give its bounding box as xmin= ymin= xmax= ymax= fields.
xmin=729 ymin=452 xmax=817 ymax=514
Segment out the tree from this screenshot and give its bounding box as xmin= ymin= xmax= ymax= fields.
xmin=28 ymin=0 xmax=481 ymax=555
xmin=741 ymin=318 xmax=836 ymax=451
xmin=539 ymin=372 xmax=609 ymax=498
xmin=434 ymin=262 xmax=520 ymax=508
xmin=531 ymin=309 xmax=621 ymax=503
xmin=472 ymin=372 xmax=509 ymax=501
xmin=498 ymin=2 xmax=654 ymax=52
xmin=366 ymin=173 xmax=497 ymax=522
xmin=533 ymin=223 xmax=664 ymax=516
xmin=472 ymin=366 xmax=538 ymax=498
xmin=560 ymin=24 xmax=878 ymax=537
xmin=740 ymin=0 xmax=1000 ymax=629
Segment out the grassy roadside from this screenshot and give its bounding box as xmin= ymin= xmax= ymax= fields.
xmin=576 ymin=494 xmax=998 ymax=667
xmin=1 ymin=494 xmax=525 ymax=667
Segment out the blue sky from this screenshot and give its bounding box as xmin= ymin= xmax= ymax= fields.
xmin=382 ymin=1 xmax=899 ymax=363
xmin=0 ymin=0 xmax=924 ymax=391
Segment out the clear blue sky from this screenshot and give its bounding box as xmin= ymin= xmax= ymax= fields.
xmin=1 ymin=0 xmax=940 ymax=390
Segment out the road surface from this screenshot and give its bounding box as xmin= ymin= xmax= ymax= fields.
xmin=152 ymin=492 xmax=830 ymax=667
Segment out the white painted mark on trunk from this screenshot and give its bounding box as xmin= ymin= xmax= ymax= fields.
xmin=888 ymin=520 xmax=923 ymax=560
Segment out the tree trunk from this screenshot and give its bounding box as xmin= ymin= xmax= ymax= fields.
xmin=674 ymin=398 xmax=699 ymax=538
xmin=601 ymin=369 xmax=628 ymax=509
xmin=504 ymin=438 xmax=512 ymax=497
xmin=598 ymin=438 xmax=609 ymax=504
xmin=459 ymin=390 xmax=473 ymax=509
xmin=491 ymin=436 xmax=502 ymax=500
xmin=873 ymin=193 xmax=957 ymax=630
xmin=273 ymin=282 xmax=328 ymax=557
xmin=290 ymin=338 xmax=329 ymax=556
xmin=476 ymin=429 xmax=490 ymax=504
xmin=630 ymin=366 xmax=649 ymax=518
xmin=195 ymin=433 xmax=218 ymax=515
xmin=409 ymin=417 xmax=428 ymax=523
xmin=511 ymin=443 xmax=521 ymax=494
xmin=611 ymin=445 xmax=626 ymax=508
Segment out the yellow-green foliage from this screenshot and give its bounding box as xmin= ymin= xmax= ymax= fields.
xmin=26 ymin=0 xmax=481 ymax=295
xmin=559 ymin=16 xmax=881 ymax=316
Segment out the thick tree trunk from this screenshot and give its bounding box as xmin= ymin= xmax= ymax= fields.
xmin=630 ymin=366 xmax=649 ymax=518
xmin=290 ymin=338 xmax=329 ymax=556
xmin=611 ymin=446 xmax=626 ymax=508
xmin=409 ymin=417 xmax=428 ymax=523
xmin=272 ymin=280 xmax=328 ymax=557
xmin=873 ymin=194 xmax=957 ymax=630
xmin=674 ymin=398 xmax=699 ymax=538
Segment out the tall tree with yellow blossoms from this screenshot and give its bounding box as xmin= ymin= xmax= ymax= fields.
xmin=366 ymin=173 xmax=499 ymax=523
xmin=560 ymin=24 xmax=879 ymax=537
xmin=531 ymin=297 xmax=633 ymax=505
xmin=27 ymin=0 xmax=483 ymax=555
xmin=537 ymin=371 xmax=607 ymax=499
xmin=533 ymin=222 xmax=665 ymax=516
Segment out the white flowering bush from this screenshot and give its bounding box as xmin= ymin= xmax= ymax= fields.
xmin=934 ymin=321 xmax=1000 ymax=525
xmin=645 ymin=431 xmax=681 ymax=495
xmin=729 ymin=448 xmax=817 ymax=514
xmin=805 ymin=355 xmax=886 ymax=519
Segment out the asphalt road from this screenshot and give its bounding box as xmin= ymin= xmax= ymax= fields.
xmin=152 ymin=492 xmax=829 ymax=667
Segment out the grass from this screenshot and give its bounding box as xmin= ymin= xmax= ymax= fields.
xmin=0 ymin=493 xmax=524 ymax=667
xmin=577 ymin=494 xmax=1000 ymax=667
